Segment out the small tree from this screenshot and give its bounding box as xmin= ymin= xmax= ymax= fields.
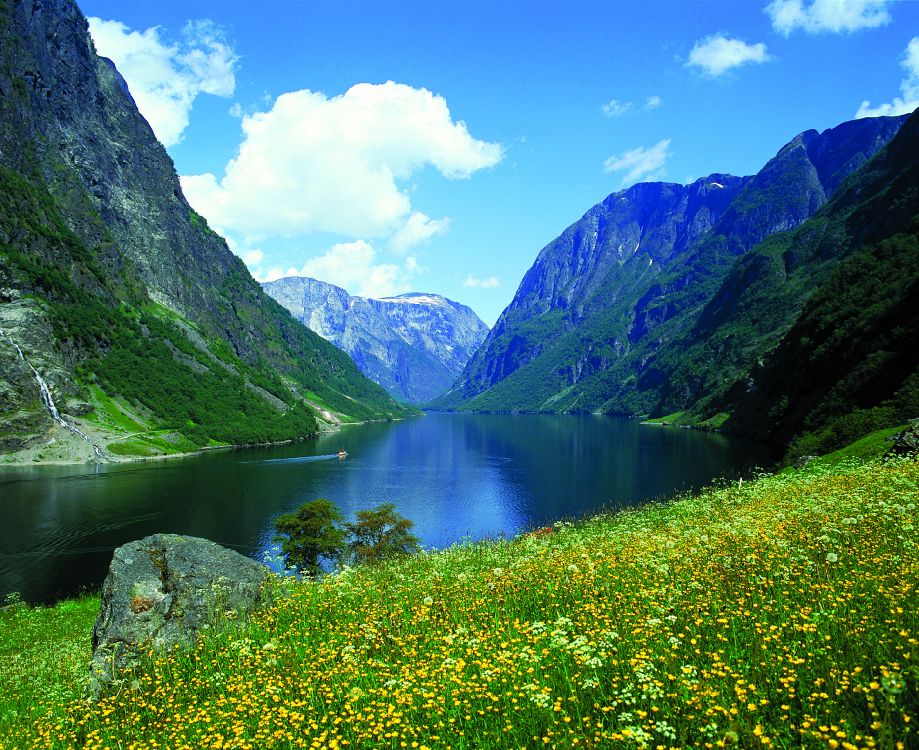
xmin=347 ymin=502 xmax=420 ymax=565
xmin=274 ymin=499 xmax=347 ymax=577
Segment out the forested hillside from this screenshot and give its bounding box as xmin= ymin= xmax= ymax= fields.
xmin=435 ymin=111 xmax=917 ymax=457
xmin=0 ymin=0 xmax=412 ymax=460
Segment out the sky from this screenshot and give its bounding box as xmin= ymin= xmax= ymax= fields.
xmin=78 ymin=0 xmax=919 ymax=325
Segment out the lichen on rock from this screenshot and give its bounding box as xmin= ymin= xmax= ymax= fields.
xmin=90 ymin=534 xmax=270 ymax=696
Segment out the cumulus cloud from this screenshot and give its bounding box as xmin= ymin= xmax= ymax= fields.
xmin=856 ymin=37 xmax=919 ymax=117
xmin=242 ymin=248 xmax=264 ymax=267
xmin=388 ymin=212 xmax=452 ymax=254
xmin=766 ymin=0 xmax=893 ymax=36
xmin=181 ymin=82 xmax=503 ymax=246
xmin=686 ymin=34 xmax=771 ymax=77
xmin=87 ymin=17 xmax=237 ymax=147
xmin=463 ymin=275 xmax=500 ymax=289
xmin=645 ymin=95 xmax=663 ymax=110
xmin=602 ymin=99 xmax=633 ymax=117
xmin=255 ymin=241 xmax=420 ymax=298
xmin=604 ymin=139 xmax=672 ymax=186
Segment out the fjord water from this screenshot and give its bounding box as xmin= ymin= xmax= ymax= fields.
xmin=0 ymin=414 xmax=774 ymax=603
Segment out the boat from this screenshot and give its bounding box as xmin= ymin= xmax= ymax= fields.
xmin=338 ymin=449 xmax=348 ymax=459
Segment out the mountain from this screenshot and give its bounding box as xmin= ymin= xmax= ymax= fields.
xmin=0 ymin=0 xmax=413 ymax=461
xmin=719 ymin=111 xmax=919 ymax=457
xmin=433 ymin=114 xmax=909 ymax=436
xmin=263 ymin=277 xmax=490 ymax=404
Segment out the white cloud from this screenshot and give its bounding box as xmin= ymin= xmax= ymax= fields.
xmin=87 ymin=17 xmax=237 ymax=147
xmin=602 ymin=99 xmax=633 ymax=117
xmin=645 ymin=95 xmax=663 ymax=110
xmin=181 ymin=82 xmax=503 ymax=243
xmin=686 ymin=34 xmax=771 ymax=77
xmin=255 ymin=240 xmax=420 ymax=298
xmin=388 ymin=212 xmax=452 ymax=254
xmin=766 ymin=0 xmax=893 ymax=35
xmin=463 ymin=275 xmax=500 ymax=289
xmin=604 ymin=139 xmax=672 ymax=186
xmin=241 ymin=248 xmax=263 ymax=267
xmin=856 ymin=37 xmax=919 ymax=117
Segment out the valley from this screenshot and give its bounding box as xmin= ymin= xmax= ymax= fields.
xmin=0 ymin=1 xmax=917 ymax=747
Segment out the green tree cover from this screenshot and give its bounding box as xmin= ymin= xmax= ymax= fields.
xmin=274 ymin=500 xmax=420 ymax=573
xmin=273 ymin=499 xmax=348 ymax=578
xmin=0 ymin=0 xmax=413 ymax=456
xmin=0 ymin=123 xmax=413 ymax=448
xmin=725 ymin=232 xmax=919 ymax=459
xmin=346 ymin=502 xmax=421 ymax=565
xmin=0 ymin=165 xmax=321 ymax=447
xmin=439 ymin=112 xmax=919 ymax=458
xmin=646 ymin=109 xmax=919 ymax=427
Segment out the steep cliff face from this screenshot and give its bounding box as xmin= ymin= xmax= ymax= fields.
xmin=263 ymin=277 xmax=489 ymax=404
xmin=716 ymin=111 xmax=919 ymax=457
xmin=0 ymin=0 xmax=411 ymax=460
xmin=435 ymin=114 xmax=906 ymax=415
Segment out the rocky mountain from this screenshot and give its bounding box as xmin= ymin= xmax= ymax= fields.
xmin=719 ymin=111 xmax=919 ymax=457
xmin=0 ymin=0 xmax=412 ymax=461
xmin=263 ymin=277 xmax=489 ymax=404
xmin=433 ymin=114 xmax=909 ymax=434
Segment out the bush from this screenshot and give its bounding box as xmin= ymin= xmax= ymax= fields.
xmin=273 ymin=499 xmax=347 ymax=578
xmin=347 ymin=502 xmax=420 ymax=566
xmin=274 ymin=500 xmax=420 ymax=575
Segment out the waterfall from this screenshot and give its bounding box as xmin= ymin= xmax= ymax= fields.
xmin=1 ymin=327 xmax=105 ymax=459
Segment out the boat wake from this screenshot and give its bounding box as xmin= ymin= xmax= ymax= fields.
xmin=242 ymin=454 xmax=342 ymax=465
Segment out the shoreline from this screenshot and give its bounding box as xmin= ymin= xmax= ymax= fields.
xmin=0 ymin=413 xmax=416 ymax=469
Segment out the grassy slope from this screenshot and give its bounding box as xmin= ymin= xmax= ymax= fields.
xmin=1 ymin=438 xmax=916 ymax=748
xmin=0 ymin=146 xmax=412 ymax=457
xmin=0 ymin=3 xmax=415 ymax=458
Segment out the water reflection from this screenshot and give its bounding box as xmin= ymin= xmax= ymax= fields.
xmin=0 ymin=414 xmax=775 ymax=603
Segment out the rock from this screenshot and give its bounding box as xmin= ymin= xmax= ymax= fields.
xmin=794 ymin=455 xmax=818 ymax=469
xmin=889 ymin=423 xmax=919 ymax=456
xmin=435 ymin=116 xmax=906 ymax=413
xmin=90 ymin=534 xmax=270 ymax=695
xmin=263 ymin=276 xmax=490 ymax=404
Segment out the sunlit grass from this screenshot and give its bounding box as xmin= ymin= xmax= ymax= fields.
xmin=0 ymin=595 xmax=98 ymax=737
xmin=2 ymin=457 xmax=916 ymax=749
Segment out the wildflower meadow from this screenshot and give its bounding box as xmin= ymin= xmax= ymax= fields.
xmin=1 ymin=456 xmax=916 ymax=749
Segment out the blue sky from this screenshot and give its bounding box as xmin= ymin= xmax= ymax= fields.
xmin=80 ymin=0 xmax=919 ymax=325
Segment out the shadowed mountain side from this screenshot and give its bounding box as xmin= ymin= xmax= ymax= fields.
xmin=0 ymin=0 xmax=412 ymax=459
xmin=432 ymin=114 xmax=907 ymax=427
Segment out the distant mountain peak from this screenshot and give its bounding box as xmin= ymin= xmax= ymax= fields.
xmin=263 ymin=276 xmax=489 ymax=404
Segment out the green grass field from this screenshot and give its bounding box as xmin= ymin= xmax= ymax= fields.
xmin=1 ymin=452 xmax=916 ymax=749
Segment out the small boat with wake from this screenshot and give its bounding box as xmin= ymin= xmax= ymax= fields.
xmin=338 ymin=449 xmax=348 ymax=459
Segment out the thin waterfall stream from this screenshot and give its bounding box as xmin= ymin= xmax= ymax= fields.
xmin=0 ymin=327 xmax=105 ymax=459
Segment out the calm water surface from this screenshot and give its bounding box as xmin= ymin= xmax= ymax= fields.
xmin=0 ymin=413 xmax=775 ymax=603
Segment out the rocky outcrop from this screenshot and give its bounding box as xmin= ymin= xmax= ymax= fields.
xmin=264 ymin=277 xmax=489 ymax=404
xmin=890 ymin=423 xmax=919 ymax=455
xmin=90 ymin=534 xmax=269 ymax=694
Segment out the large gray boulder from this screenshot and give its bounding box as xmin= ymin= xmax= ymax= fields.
xmin=90 ymin=534 xmax=270 ymax=694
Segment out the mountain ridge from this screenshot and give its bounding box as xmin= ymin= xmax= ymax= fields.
xmin=263 ymin=276 xmax=489 ymax=404
xmin=0 ymin=0 xmax=413 ymax=462
xmin=433 ymin=113 xmax=908 ymax=424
